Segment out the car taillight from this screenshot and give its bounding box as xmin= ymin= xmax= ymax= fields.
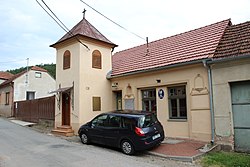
xmin=135 ymin=127 xmax=145 ymax=136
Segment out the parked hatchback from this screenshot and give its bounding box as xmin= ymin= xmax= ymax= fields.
xmin=78 ymin=110 xmax=165 ymax=155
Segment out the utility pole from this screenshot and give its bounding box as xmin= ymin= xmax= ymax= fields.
xmin=25 ymin=58 xmax=29 ymax=85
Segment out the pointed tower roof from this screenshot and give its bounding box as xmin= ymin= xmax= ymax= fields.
xmin=51 ymin=18 xmax=117 ymax=48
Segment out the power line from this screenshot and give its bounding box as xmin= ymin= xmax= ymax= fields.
xmin=80 ymin=0 xmax=145 ymax=41
xmin=0 ymin=59 xmax=26 ymax=64
xmin=36 ymin=0 xmax=90 ymax=50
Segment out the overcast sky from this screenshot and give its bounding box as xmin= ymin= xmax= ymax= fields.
xmin=0 ymin=0 xmax=250 ymax=71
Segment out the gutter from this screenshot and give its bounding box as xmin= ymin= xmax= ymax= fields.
xmin=207 ymin=54 xmax=250 ymax=64
xmin=203 ymin=54 xmax=250 ymax=144
xmin=107 ymin=59 xmax=206 ymax=79
xmin=202 ymin=59 xmax=215 ymax=144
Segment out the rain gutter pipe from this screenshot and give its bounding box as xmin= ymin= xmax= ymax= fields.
xmin=202 ymin=59 xmax=215 ymax=144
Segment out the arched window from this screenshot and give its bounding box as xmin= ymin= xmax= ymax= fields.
xmin=63 ymin=50 xmax=71 ymax=70
xmin=92 ymin=50 xmax=102 ymax=69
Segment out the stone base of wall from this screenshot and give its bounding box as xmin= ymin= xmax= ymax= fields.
xmin=215 ymin=135 xmax=234 ymax=151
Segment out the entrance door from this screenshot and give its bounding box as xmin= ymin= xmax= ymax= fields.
xmin=62 ymin=92 xmax=70 ymax=126
xmin=116 ymin=91 xmax=122 ymax=110
xmin=231 ymin=81 xmax=250 ymax=152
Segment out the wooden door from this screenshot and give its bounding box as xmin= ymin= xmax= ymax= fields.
xmin=62 ymin=93 xmax=70 ymax=126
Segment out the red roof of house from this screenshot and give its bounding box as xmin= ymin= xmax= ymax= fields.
xmin=111 ymin=19 xmax=231 ymax=77
xmin=214 ymin=21 xmax=250 ymax=58
xmin=0 ymin=66 xmax=48 ymax=87
xmin=51 ymin=18 xmax=117 ymax=47
xmin=31 ymin=66 xmax=47 ymax=72
xmin=0 ymin=71 xmax=14 ymax=80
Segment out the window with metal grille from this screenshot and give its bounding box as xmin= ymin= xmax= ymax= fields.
xmin=168 ymin=85 xmax=187 ymax=119
xmin=92 ymin=50 xmax=102 ymax=69
xmin=63 ymin=50 xmax=71 ymax=70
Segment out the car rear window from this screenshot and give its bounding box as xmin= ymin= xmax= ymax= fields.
xmin=137 ymin=114 xmax=158 ymax=128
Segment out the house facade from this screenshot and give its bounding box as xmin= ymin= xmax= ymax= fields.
xmin=211 ymin=21 xmax=250 ymax=152
xmin=0 ymin=66 xmax=56 ymax=117
xmin=51 ymin=17 xmax=235 ymax=143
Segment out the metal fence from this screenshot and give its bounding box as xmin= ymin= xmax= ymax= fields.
xmin=14 ymin=96 xmax=55 ymax=123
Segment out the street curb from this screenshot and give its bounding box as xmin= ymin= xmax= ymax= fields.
xmin=147 ymin=151 xmax=206 ymax=163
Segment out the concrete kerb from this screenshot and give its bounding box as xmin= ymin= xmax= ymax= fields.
xmin=147 ymin=151 xmax=205 ymax=163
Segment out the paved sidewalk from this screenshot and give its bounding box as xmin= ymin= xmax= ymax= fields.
xmin=149 ymin=138 xmax=209 ymax=162
xmin=9 ymin=119 xmax=36 ymax=126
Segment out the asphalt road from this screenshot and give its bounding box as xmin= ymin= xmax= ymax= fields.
xmin=0 ymin=117 xmax=200 ymax=167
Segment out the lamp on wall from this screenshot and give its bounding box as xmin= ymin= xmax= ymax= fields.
xmin=156 ymin=79 xmax=161 ymax=83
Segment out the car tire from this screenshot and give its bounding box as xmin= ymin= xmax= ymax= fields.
xmin=121 ymin=140 xmax=135 ymax=155
xmin=80 ymin=133 xmax=89 ymax=144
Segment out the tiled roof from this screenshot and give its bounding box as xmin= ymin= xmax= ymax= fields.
xmin=31 ymin=66 xmax=47 ymax=72
xmin=51 ymin=18 xmax=117 ymax=47
xmin=0 ymin=70 xmax=26 ymax=87
xmin=111 ymin=19 xmax=230 ymax=77
xmin=0 ymin=66 xmax=47 ymax=88
xmin=0 ymin=71 xmax=14 ymax=80
xmin=214 ymin=21 xmax=250 ymax=58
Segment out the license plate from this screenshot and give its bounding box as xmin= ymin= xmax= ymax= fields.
xmin=152 ymin=134 xmax=161 ymax=140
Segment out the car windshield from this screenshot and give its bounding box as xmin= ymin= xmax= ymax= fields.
xmin=137 ymin=114 xmax=158 ymax=128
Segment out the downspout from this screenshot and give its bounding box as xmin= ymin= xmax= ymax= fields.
xmin=203 ymin=59 xmax=215 ymax=144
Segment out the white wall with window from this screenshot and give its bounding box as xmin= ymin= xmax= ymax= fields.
xmin=13 ymin=70 xmax=55 ymax=101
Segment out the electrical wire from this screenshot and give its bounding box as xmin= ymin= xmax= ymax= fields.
xmin=36 ymin=0 xmax=89 ymax=50
xmin=80 ymin=0 xmax=145 ymax=41
xmin=0 ymin=59 xmax=26 ymax=64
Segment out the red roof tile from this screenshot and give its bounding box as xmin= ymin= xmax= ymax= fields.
xmin=111 ymin=19 xmax=230 ymax=76
xmin=0 ymin=71 xmax=14 ymax=80
xmin=0 ymin=70 xmax=26 ymax=87
xmin=31 ymin=66 xmax=47 ymax=72
xmin=51 ymin=18 xmax=117 ymax=47
xmin=214 ymin=21 xmax=250 ymax=58
xmin=0 ymin=66 xmax=47 ymax=88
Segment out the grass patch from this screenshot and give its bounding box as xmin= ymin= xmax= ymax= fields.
xmin=201 ymin=151 xmax=250 ymax=167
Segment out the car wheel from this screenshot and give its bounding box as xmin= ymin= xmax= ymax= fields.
xmin=121 ymin=140 xmax=135 ymax=155
xmin=80 ymin=133 xmax=89 ymax=144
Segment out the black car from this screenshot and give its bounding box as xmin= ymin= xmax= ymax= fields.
xmin=78 ymin=110 xmax=165 ymax=155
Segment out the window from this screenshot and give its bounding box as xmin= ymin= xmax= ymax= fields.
xmin=93 ymin=96 xmax=101 ymax=111
xmin=5 ymin=92 xmax=10 ymax=105
xmin=63 ymin=50 xmax=71 ymax=69
xmin=92 ymin=115 xmax=108 ymax=127
xmin=142 ymin=89 xmax=157 ymax=113
xmin=92 ymin=50 xmax=102 ymax=69
xmin=35 ymin=72 xmax=42 ymax=78
xmin=168 ymin=86 xmax=187 ymax=119
xmin=108 ymin=115 xmax=121 ymax=128
xmin=26 ymin=91 xmax=35 ymax=100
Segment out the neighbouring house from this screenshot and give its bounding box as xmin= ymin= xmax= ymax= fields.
xmin=210 ymin=21 xmax=250 ymax=152
xmin=50 ymin=16 xmax=231 ymax=142
xmin=0 ymin=66 xmax=56 ymax=117
xmin=0 ymin=71 xmax=13 ymax=84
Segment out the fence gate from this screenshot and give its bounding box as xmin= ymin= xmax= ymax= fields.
xmin=231 ymin=81 xmax=250 ymax=152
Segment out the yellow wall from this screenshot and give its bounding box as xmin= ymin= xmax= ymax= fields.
xmin=54 ymin=37 xmax=212 ymax=142
xmin=110 ymin=64 xmax=211 ymax=141
xmin=54 ymin=37 xmax=114 ymax=132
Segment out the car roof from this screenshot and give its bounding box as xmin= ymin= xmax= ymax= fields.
xmin=106 ymin=110 xmax=152 ymax=118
